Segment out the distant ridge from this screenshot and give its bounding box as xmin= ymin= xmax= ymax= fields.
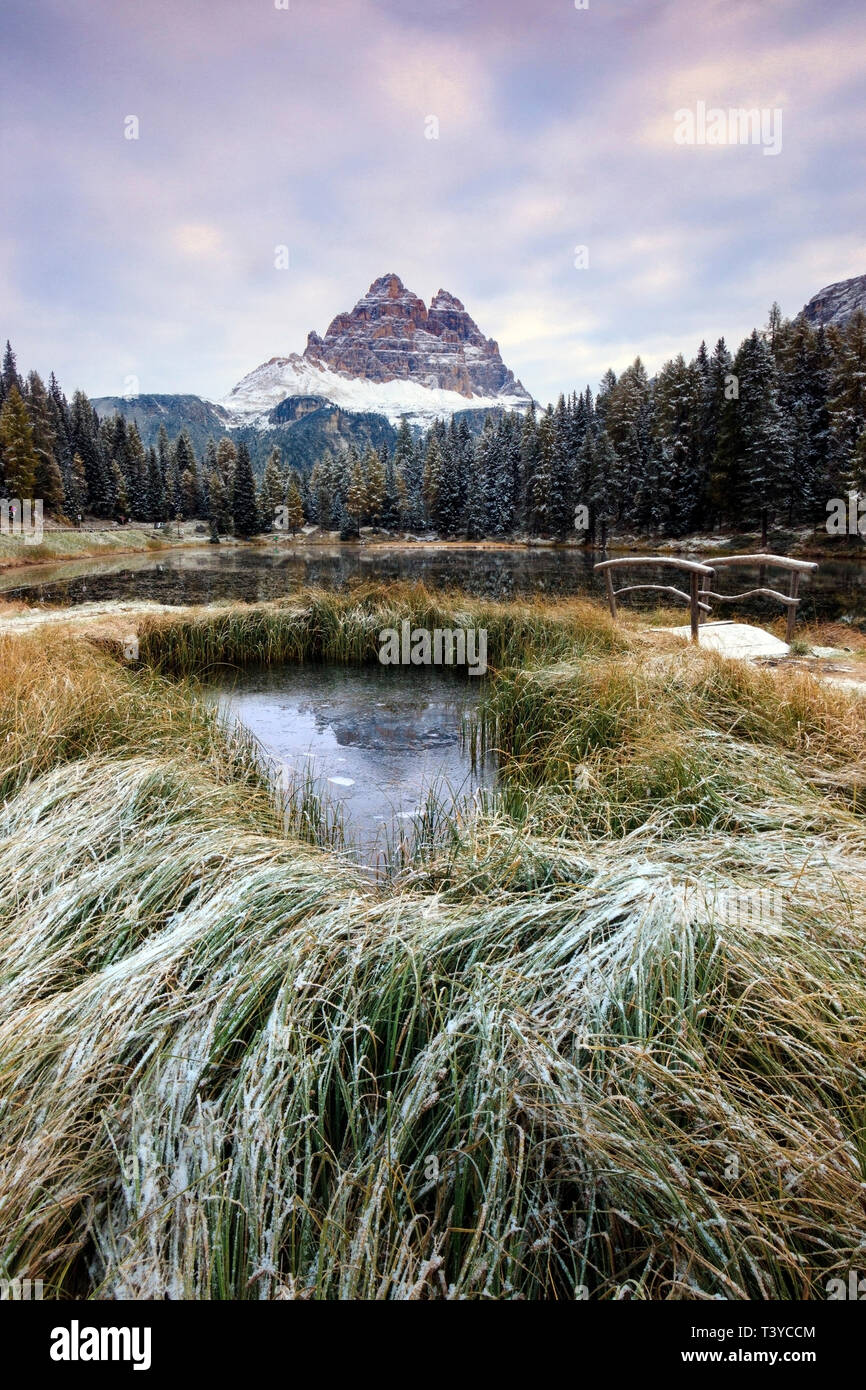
xmin=800 ymin=273 xmax=866 ymax=327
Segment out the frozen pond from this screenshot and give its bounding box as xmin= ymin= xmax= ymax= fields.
xmin=209 ymin=662 xmax=495 ymax=870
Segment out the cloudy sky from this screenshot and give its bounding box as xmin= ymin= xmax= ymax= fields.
xmin=2 ymin=0 xmax=864 ymax=407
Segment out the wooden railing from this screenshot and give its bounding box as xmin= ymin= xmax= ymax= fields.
xmin=697 ymin=554 xmax=818 ymax=643
xmin=594 ymin=557 xmax=715 ymax=642
xmin=594 ymin=553 xmax=819 ymax=644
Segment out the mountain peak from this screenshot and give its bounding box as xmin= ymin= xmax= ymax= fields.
xmin=218 ymin=273 xmax=532 ymax=429
xmin=299 ymin=274 xmax=529 ymax=403
xmin=430 ymin=289 xmax=464 ymax=310
xmin=366 ymin=272 xmax=409 ymax=298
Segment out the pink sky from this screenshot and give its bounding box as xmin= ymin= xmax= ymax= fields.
xmin=2 ymin=0 xmax=864 ymax=406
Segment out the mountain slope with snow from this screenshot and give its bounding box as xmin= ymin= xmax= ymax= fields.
xmin=801 ymin=273 xmax=866 ymax=327
xmin=216 ymin=273 xmax=533 ymax=428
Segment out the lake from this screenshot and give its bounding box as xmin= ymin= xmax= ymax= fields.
xmin=3 ymin=542 xmax=865 ymax=621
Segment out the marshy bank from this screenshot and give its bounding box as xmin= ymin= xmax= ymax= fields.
xmin=0 ymin=523 xmax=213 ymax=572
xmin=1 ymin=585 xmax=865 ymax=1300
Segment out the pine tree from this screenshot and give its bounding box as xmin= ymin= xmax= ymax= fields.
xmin=364 ymin=446 xmax=386 ymax=528
xmin=205 ymin=468 xmax=230 ymax=536
xmin=777 ymin=318 xmax=830 ymax=521
xmin=548 ymin=395 xmax=575 ymax=538
xmin=765 ymin=301 xmax=784 ymax=355
xmin=603 ymin=360 xmax=650 ymax=530
xmin=501 ymin=414 xmax=523 ymax=536
xmin=147 ymin=447 xmax=165 ymax=522
xmin=345 ymin=452 xmax=366 ymax=531
xmin=308 ymin=457 xmax=334 ymax=529
xmin=584 ymin=426 xmax=617 ymax=547
xmin=284 ymin=479 xmax=305 ymax=535
xmin=464 ymin=444 xmax=488 ymax=540
xmin=231 ymin=442 xmax=259 ymax=537
xmin=47 ymin=373 xmax=74 ymax=511
xmin=66 ymin=452 xmax=88 ymax=520
xmin=180 ymin=464 xmax=201 ymax=521
xmin=594 ymin=369 xmax=617 ymax=431
xmin=437 ymin=421 xmax=467 ymax=536
xmin=703 ymin=339 xmax=737 ymax=525
xmin=827 ymin=310 xmax=866 ymax=495
xmin=381 ymin=445 xmax=401 ymax=531
xmin=0 ymin=387 xmax=39 ymax=499
xmin=260 ymin=446 xmax=286 ymax=527
xmin=157 ymin=423 xmax=170 ymax=493
xmin=422 ymin=435 xmax=448 ymax=532
xmin=0 ymin=342 xmax=23 ymax=408
xmin=25 ymin=372 xmax=64 ymax=513
xmin=216 ymin=437 xmax=237 ymax=493
xmin=393 ymin=420 xmax=425 ymax=529
xmin=651 ymin=355 xmax=699 ymax=535
xmin=174 ymin=431 xmax=200 ymax=519
xmin=111 ymin=460 xmax=129 ymax=520
xmin=479 ymin=417 xmax=511 ymax=536
xmin=71 ymin=391 xmax=112 ymax=515
xmin=735 ymin=330 xmax=792 ymax=545
xmin=125 ymin=422 xmax=149 ymax=519
xmin=519 ymin=403 xmax=539 ymax=530
xmin=163 ymin=447 xmax=182 ymax=522
xmin=529 ymin=410 xmax=555 ymax=535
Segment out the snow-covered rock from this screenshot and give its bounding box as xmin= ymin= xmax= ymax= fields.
xmin=215 ymin=273 xmax=533 ymax=430
xmin=801 ymin=273 xmax=866 ymax=328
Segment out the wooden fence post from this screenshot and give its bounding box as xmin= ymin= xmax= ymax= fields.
xmin=786 ymin=570 xmax=801 ymax=644
xmin=604 ymin=568 xmax=618 ymax=620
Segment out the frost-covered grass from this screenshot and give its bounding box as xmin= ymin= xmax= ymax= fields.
xmin=0 ymin=526 xmax=174 ymax=569
xmin=0 ymin=589 xmax=865 ymax=1300
xmin=136 ymin=581 xmax=625 ymax=676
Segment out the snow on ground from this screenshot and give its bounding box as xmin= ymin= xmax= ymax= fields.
xmin=657 ymin=621 xmax=791 ymax=660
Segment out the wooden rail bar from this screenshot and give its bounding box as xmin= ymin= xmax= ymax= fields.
xmin=708 ymin=554 xmax=818 ymax=573
xmin=699 ymin=588 xmax=797 ymax=606
xmin=615 ymin=583 xmax=712 ymax=612
xmin=594 ymin=557 xmax=715 ymax=575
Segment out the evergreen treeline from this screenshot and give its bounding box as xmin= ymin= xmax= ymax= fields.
xmin=279 ymin=303 xmax=866 ymax=543
xmin=2 ymin=301 xmax=864 ymax=542
xmin=0 ymin=342 xmax=283 ymax=537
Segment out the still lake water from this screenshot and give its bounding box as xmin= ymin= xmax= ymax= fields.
xmin=3 ymin=542 xmax=866 ymax=620
xmin=211 ymin=663 xmax=493 ymax=869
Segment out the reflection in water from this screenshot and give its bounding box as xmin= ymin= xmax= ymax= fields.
xmin=2 ymin=542 xmax=865 ymax=621
xmin=209 ymin=662 xmax=495 ymax=871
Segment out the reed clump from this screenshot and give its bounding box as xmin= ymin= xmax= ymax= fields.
xmin=136 ymin=582 xmax=625 ymax=676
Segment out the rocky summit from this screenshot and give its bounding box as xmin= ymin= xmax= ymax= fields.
xmin=303 ymin=273 xmax=528 ymax=400
xmin=801 ymin=273 xmax=866 ymax=327
xmin=217 ymin=273 xmax=533 ymax=429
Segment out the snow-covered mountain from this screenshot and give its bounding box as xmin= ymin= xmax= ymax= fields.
xmin=216 ymin=273 xmax=533 ymax=429
xmin=801 ymin=273 xmax=866 ymax=327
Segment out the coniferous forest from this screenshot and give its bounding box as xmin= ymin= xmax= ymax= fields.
xmin=2 ymin=302 xmax=864 ymax=545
